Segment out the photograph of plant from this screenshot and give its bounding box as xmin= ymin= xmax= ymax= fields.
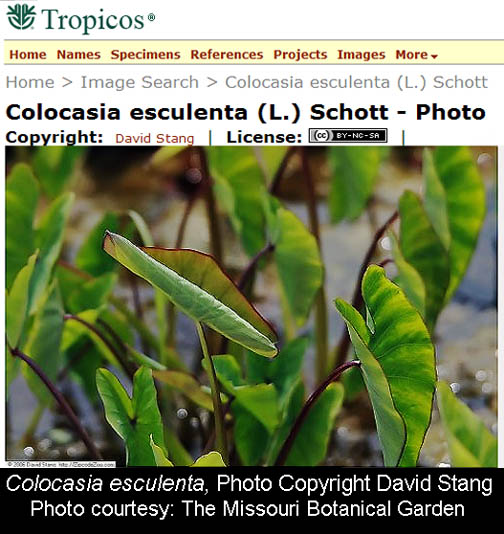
xmin=5 ymin=145 xmax=497 ymax=467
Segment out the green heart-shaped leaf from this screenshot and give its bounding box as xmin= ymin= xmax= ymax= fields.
xmin=96 ymin=367 xmax=164 ymax=466
xmin=103 ymin=232 xmax=278 ymax=357
xmin=232 ymin=402 xmax=270 ymax=466
xmin=205 ymin=354 xmax=282 ymax=465
xmin=335 ymin=265 xmax=436 ymax=467
xmin=247 ymin=337 xmax=308 ymax=411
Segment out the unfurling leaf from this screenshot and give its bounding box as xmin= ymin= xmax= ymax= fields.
xmin=150 ymin=436 xmax=174 ymax=466
xmin=191 ymin=451 xmax=226 ymax=467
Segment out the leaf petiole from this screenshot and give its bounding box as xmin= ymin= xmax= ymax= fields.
xmin=274 ymin=359 xmax=361 ymax=466
xmin=196 ymin=322 xmax=228 ymax=464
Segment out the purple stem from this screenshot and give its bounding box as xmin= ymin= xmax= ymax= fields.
xmin=274 ymin=360 xmax=361 ymax=467
xmin=9 ymin=346 xmax=102 ymax=460
xmin=269 ymin=147 xmax=296 ymax=195
xmin=63 ymin=314 xmax=135 ymax=379
xmin=334 ymin=210 xmax=398 ymax=367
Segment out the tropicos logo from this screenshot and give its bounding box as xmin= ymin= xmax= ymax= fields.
xmin=6 ymin=4 xmax=155 ymax=35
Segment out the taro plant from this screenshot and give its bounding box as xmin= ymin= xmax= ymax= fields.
xmin=5 ymin=145 xmax=497 ymax=467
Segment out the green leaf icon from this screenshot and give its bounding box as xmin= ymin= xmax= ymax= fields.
xmin=7 ymin=4 xmax=36 ymax=30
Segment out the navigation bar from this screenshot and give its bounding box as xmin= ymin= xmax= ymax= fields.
xmin=5 ymin=40 xmax=504 ymax=65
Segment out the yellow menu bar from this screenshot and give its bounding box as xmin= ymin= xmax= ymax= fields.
xmin=4 ymin=40 xmax=504 ymax=64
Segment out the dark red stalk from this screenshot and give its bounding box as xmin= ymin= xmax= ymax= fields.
xmin=237 ymin=242 xmax=275 ymax=292
xmin=268 ymin=147 xmax=296 ymax=195
xmin=198 ymin=147 xmax=223 ymax=265
xmin=9 ymin=346 xmax=102 ymax=460
xmin=333 ymin=210 xmax=399 ymax=368
xmin=63 ymin=314 xmax=135 ymax=379
xmin=274 ymin=360 xmax=361 ymax=467
xmin=175 ymin=193 xmax=198 ymax=249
